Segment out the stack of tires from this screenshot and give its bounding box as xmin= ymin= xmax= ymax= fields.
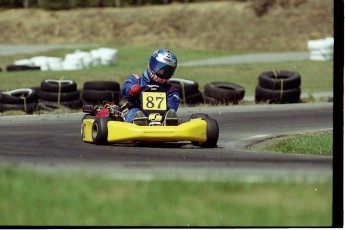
xmin=81 ymin=81 xmax=120 ymax=106
xmin=0 ymin=88 xmax=38 ymax=114
xmin=203 ymin=82 xmax=245 ymax=105
xmin=255 ymin=71 xmax=301 ymax=104
xmin=38 ymin=79 xmax=81 ymax=110
xmin=168 ymin=78 xmax=204 ymax=105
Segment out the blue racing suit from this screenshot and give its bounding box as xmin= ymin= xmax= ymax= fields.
xmin=121 ymin=70 xmax=180 ymax=122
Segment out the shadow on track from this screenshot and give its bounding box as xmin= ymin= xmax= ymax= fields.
xmin=109 ymin=141 xmax=220 ymax=149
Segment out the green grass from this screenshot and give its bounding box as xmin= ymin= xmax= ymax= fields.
xmin=0 ymin=166 xmax=332 ymax=226
xmin=0 ymin=46 xmax=333 ymax=226
xmin=0 ymin=45 xmax=333 ymax=96
xmin=251 ymin=131 xmax=333 ymax=156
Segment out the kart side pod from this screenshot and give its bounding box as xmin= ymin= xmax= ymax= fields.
xmin=82 ymin=117 xmax=219 ymax=148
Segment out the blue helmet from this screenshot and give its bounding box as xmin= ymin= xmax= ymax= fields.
xmin=147 ymin=49 xmax=177 ymax=84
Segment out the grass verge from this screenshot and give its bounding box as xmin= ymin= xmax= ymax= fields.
xmin=0 ymin=165 xmax=332 ymax=226
xmin=0 ymin=45 xmax=333 ymax=97
xmin=250 ymin=131 xmax=333 ymax=156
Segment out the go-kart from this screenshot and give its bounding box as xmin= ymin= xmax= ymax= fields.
xmin=81 ymin=85 xmax=219 ymax=148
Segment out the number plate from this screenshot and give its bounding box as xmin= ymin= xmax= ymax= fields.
xmin=142 ymin=92 xmax=167 ymax=111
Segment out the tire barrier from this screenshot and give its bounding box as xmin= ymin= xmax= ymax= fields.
xmin=0 ymin=88 xmax=38 ymax=114
xmin=40 ymin=79 xmax=77 ymax=92
xmin=6 ymin=65 xmax=40 ymax=72
xmin=203 ymin=82 xmax=245 ymax=105
xmin=83 ymin=81 xmax=120 ymax=91
xmin=36 ymin=100 xmax=80 ymax=112
xmin=168 ymin=78 xmax=204 ymax=105
xmin=258 ymin=71 xmax=301 ymax=90
xmin=255 ymin=70 xmax=301 ymax=104
xmin=203 ymin=94 xmax=219 ymax=105
xmin=38 ymin=79 xmax=81 ymax=109
xmin=5 ymin=73 xmax=307 ymax=114
xmin=81 ymin=81 xmax=120 ymax=106
xmin=182 ymin=91 xmax=204 ymax=105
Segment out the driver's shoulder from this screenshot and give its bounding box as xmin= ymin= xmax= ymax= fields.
xmin=166 ymin=83 xmax=179 ymax=93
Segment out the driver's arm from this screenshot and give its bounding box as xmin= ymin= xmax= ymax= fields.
xmin=121 ymin=75 xmax=141 ymax=100
xmin=167 ymin=86 xmax=180 ymax=111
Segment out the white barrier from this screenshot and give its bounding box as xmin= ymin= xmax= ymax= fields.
xmin=14 ymin=59 xmax=34 ymax=66
xmin=90 ymin=47 xmax=118 ymax=66
xmin=307 ymin=37 xmax=333 ymax=61
xmin=13 ymin=47 xmax=118 ymax=71
xmin=30 ymin=56 xmax=50 ymax=71
xmin=48 ymin=57 xmax=63 ymax=71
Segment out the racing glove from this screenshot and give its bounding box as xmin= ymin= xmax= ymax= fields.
xmin=129 ymin=84 xmax=141 ymax=98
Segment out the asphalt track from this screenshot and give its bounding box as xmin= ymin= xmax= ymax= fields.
xmin=0 ymin=103 xmax=333 ymax=181
xmin=0 ymin=45 xmax=333 ymax=181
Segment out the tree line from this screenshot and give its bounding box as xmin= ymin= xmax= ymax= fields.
xmin=0 ymin=0 xmax=199 ymax=9
xmin=0 ymin=0 xmax=308 ymax=14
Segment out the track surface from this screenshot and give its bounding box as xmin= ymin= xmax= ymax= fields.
xmin=0 ymin=103 xmax=332 ymax=181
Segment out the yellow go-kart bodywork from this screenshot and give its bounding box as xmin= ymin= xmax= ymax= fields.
xmin=81 ymin=116 xmax=218 ymax=147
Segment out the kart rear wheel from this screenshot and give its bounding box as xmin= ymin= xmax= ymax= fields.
xmin=193 ymin=118 xmax=219 ymax=148
xmin=92 ymin=117 xmax=112 ymax=145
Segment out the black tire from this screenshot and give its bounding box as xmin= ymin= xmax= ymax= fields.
xmin=203 ymin=94 xmax=219 ymax=105
xmin=189 ymin=113 xmax=209 ymax=120
xmin=36 ymin=102 xmax=55 ymax=112
xmin=0 ymin=88 xmax=38 ymax=104
xmin=181 ymin=91 xmax=204 ymax=105
xmin=38 ymin=91 xmax=80 ymax=102
xmin=0 ymin=102 xmax=36 ymax=114
xmin=81 ymin=89 xmax=114 ymax=104
xmin=37 ymin=99 xmax=81 ymax=110
xmin=168 ymin=78 xmax=199 ymax=96
xmin=41 ymin=80 xmax=77 ymax=93
xmin=92 ymin=117 xmax=112 ymax=145
xmin=258 ymin=71 xmax=301 ymax=90
xmin=6 ymin=65 xmax=40 ymax=72
xmin=204 ymin=82 xmax=245 ymax=104
xmin=113 ymin=91 xmax=120 ymax=104
xmin=30 ymin=86 xmax=41 ymax=94
xmin=36 ymin=101 xmax=65 ymax=111
xmin=255 ymin=85 xmax=301 ymax=104
xmin=83 ymin=81 xmax=120 ymax=91
xmin=61 ymin=99 xmax=81 ymax=109
xmin=82 ymin=90 xmax=119 ymax=105
xmin=194 ymin=118 xmax=219 ymax=148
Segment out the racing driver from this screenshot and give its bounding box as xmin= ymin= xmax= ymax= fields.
xmin=121 ymin=49 xmax=179 ymax=125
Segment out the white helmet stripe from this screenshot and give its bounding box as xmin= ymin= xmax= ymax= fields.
xmin=154 ymin=50 xmax=177 ymax=67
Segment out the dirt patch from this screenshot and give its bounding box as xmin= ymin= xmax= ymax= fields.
xmin=0 ymin=0 xmax=333 ymax=52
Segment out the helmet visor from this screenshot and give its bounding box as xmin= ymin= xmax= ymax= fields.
xmin=156 ymin=65 xmax=176 ymax=79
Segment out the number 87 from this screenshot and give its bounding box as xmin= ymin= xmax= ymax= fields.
xmin=143 ymin=93 xmax=167 ymax=110
xmin=146 ymin=96 xmax=164 ymax=108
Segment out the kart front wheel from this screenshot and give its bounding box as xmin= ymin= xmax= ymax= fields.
xmin=189 ymin=113 xmax=209 ymax=120
xmin=92 ymin=117 xmax=112 ymax=145
xmin=193 ymin=118 xmax=219 ymax=148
